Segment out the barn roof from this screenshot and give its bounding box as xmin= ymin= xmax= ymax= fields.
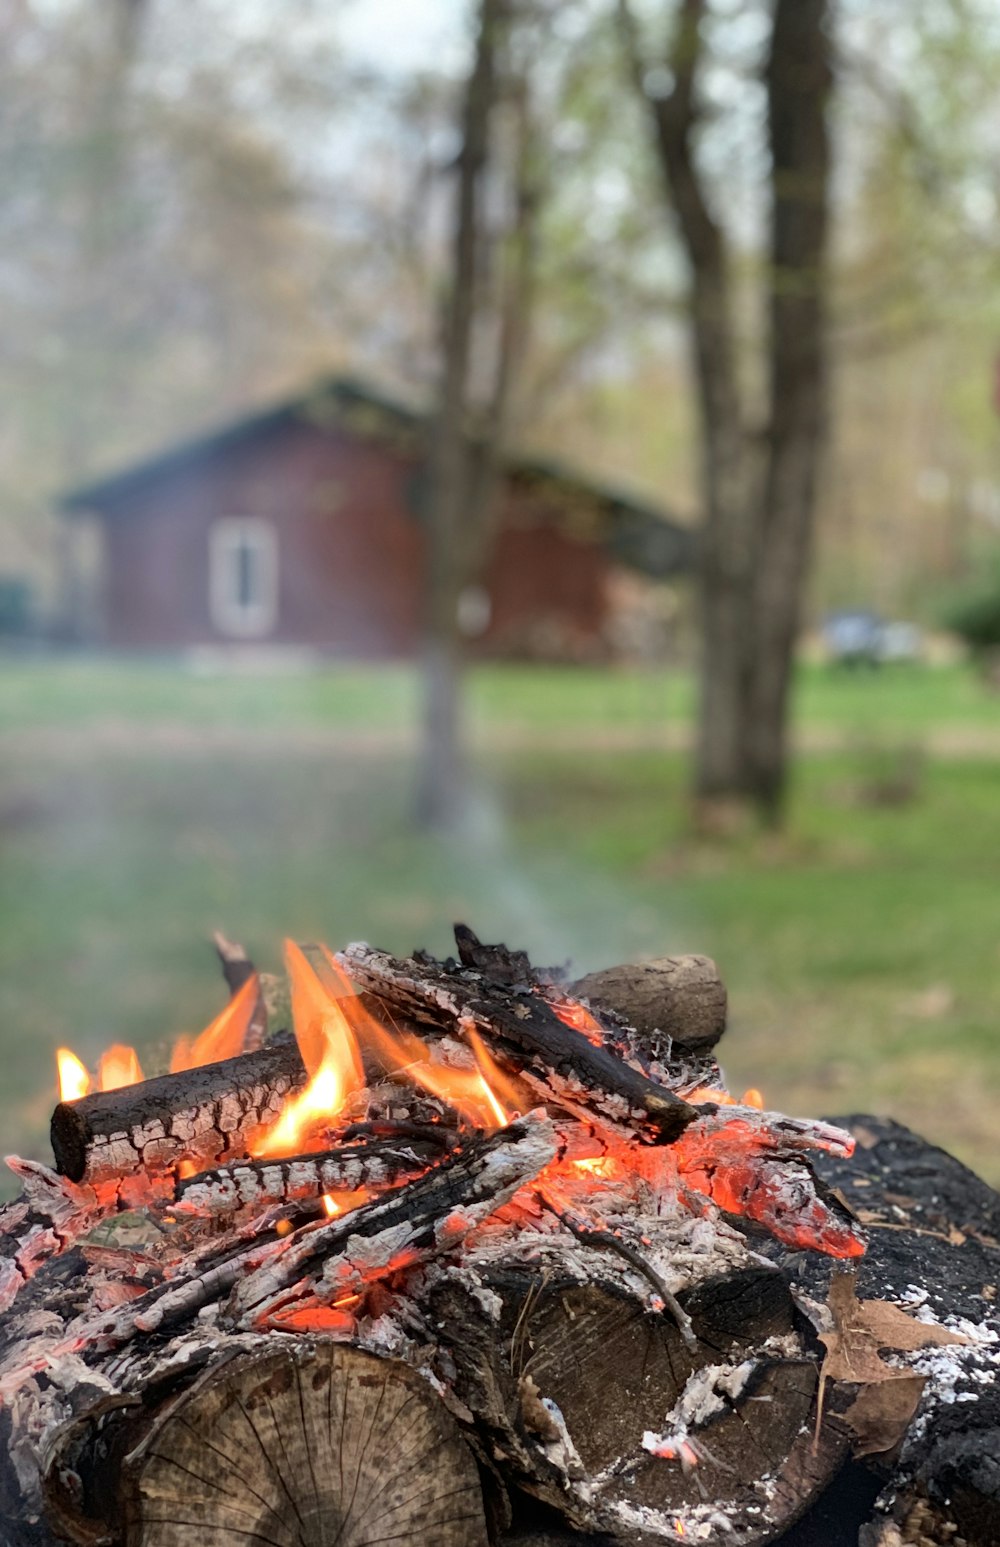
xmin=61 ymin=375 xmax=695 ymax=579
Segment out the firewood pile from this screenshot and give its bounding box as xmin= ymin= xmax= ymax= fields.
xmin=0 ymin=927 xmax=997 ymax=1547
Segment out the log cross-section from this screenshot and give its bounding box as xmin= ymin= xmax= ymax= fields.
xmin=122 ymin=1340 xmax=490 ymax=1547
xmin=338 ymin=942 xmax=700 ymax=1143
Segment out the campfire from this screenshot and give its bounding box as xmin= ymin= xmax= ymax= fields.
xmin=1 ymin=928 xmax=997 ymax=1547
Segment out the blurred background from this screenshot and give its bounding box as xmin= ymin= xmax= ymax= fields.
xmin=3 ymin=0 xmax=1000 ymax=1184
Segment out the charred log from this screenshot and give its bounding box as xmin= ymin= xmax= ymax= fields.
xmin=339 ymin=942 xmax=700 ymax=1143
xmin=50 ymin=1038 xmax=308 ymax=1185
xmin=229 ymin=1114 xmax=557 ymax=1326
xmin=769 ymin=1115 xmax=1000 ymax=1547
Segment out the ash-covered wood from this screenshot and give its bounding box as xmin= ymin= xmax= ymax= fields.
xmin=767 ymin=1114 xmax=1000 ymax=1547
xmin=674 ymin=1106 xmax=865 ymax=1258
xmin=339 ymin=941 xmax=700 ymax=1143
xmin=10 ymin=926 xmax=1000 ymax=1547
xmin=50 ymin=1036 xmax=307 ymax=1184
xmin=570 ymin=953 xmax=727 ymax=1053
xmin=230 ymin=1114 xmax=557 ymax=1325
xmin=173 ymin=1133 xmax=446 ymax=1218
xmin=431 ymin=1267 xmax=847 ymax=1546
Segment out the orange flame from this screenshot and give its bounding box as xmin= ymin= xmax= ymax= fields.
xmin=56 ymin=1048 xmax=91 ymax=1102
xmin=55 ymin=974 xmax=261 ymax=1104
xmin=97 ymin=1044 xmax=144 ymax=1091
xmin=253 ymin=942 xmax=365 ymax=1158
xmin=686 ymin=1085 xmax=766 ymax=1109
xmin=170 ymin=974 xmax=259 ymax=1073
xmin=315 ymin=945 xmax=519 ymax=1131
xmin=321 ymin=1188 xmax=370 ymax=1218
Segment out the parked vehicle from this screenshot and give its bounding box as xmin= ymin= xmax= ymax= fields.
xmin=821 ymin=611 xmax=923 ymax=667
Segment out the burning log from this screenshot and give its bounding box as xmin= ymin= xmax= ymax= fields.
xmin=230 ymin=1114 xmax=558 ymax=1326
xmin=49 ymin=1037 xmax=308 ymax=1185
xmin=338 ymin=941 xmax=700 ymax=1143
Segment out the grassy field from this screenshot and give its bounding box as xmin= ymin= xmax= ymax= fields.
xmin=1 ymin=654 xmax=998 ymax=736
xmin=1 ymin=655 xmax=999 ymax=1189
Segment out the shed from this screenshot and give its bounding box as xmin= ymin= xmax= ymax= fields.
xmin=60 ymin=376 xmax=694 ymax=659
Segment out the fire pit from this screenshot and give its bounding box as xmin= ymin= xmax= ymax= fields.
xmin=1 ymin=928 xmax=997 ymax=1546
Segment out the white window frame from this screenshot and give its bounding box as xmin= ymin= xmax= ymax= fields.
xmin=209 ymin=518 xmax=278 ymax=639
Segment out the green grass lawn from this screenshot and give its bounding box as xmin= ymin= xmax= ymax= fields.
xmin=1 ymin=655 xmax=998 ymax=1191
xmin=1 ymin=654 xmax=998 ymax=737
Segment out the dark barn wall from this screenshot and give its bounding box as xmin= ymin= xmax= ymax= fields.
xmin=95 ymin=418 xmax=613 ymax=657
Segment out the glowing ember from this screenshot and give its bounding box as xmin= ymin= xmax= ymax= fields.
xmin=572 ymin=1156 xmax=618 ymax=1181
xmin=548 ymin=995 xmax=605 ymax=1046
xmin=322 ymin=1194 xmax=339 ymax=1217
xmin=56 ymin=1048 xmax=91 ymax=1103
xmin=170 ymin=975 xmax=259 ymax=1073
xmin=96 ymin=1044 xmax=144 ymax=1092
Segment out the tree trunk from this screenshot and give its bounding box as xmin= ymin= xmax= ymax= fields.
xmin=619 ymin=0 xmax=834 ymax=824
xmin=417 ymin=0 xmax=504 ymax=829
xmin=618 ymin=0 xmax=755 ymax=806
xmin=745 ymin=0 xmax=832 ymax=819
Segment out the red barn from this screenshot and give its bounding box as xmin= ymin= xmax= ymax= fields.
xmin=60 ymin=377 xmax=693 ymax=659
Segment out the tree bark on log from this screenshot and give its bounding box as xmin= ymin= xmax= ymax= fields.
xmin=570 ymin=955 xmax=727 ymax=1052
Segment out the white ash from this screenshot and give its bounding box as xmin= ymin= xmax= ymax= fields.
xmin=533 ymin=1394 xmax=588 ymax=1486
xmin=642 ymin=1360 xmax=757 ymax=1457
xmin=354 ymin=1311 xmax=418 ymax=1362
xmin=605 ymin=1496 xmax=737 ymax=1541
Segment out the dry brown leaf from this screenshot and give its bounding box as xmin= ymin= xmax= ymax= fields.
xmin=814 ymin=1271 xmax=967 ymax=1449
xmin=841 ymin=1373 xmax=926 ymax=1458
